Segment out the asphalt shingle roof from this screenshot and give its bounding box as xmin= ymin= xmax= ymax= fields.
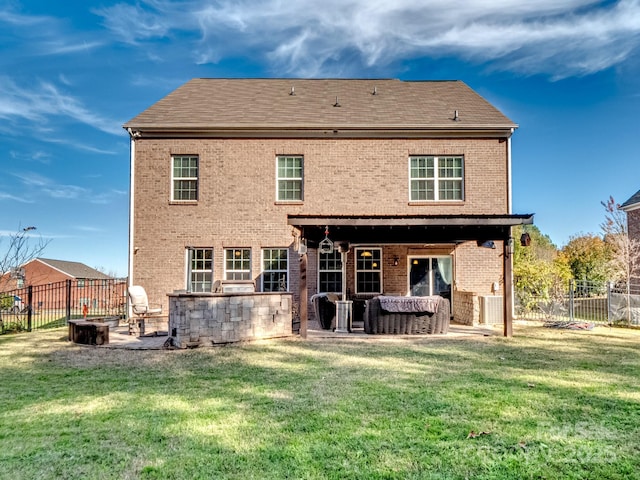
xmin=124 ymin=78 xmax=516 ymax=131
xmin=621 ymin=189 xmax=640 ymax=209
xmin=37 ymin=258 xmax=112 ymax=279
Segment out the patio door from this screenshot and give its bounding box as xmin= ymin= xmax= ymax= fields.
xmin=408 ymin=256 xmax=452 ymax=302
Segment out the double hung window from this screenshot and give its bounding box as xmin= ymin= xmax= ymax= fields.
xmin=172 ymin=155 xmax=199 ymax=201
xmin=409 ymin=156 xmax=463 ymax=201
xmin=276 ymin=155 xmax=303 ymax=201
xmin=318 ymin=250 xmax=342 ymax=293
xmin=262 ymin=248 xmax=288 ymax=292
xmin=188 ymin=248 xmax=213 ymax=292
xmin=355 ymin=248 xmax=382 ymax=294
xmin=225 ymin=249 xmax=251 ymax=280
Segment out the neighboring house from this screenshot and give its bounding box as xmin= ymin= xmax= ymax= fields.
xmin=621 ymin=188 xmax=640 ymax=284
xmin=1 ymin=258 xmax=123 ymax=311
xmin=124 ymin=78 xmax=533 ymax=336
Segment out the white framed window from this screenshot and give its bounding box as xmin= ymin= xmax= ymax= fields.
xmin=318 ymin=250 xmax=342 ymax=293
xmin=225 ymin=248 xmax=251 ymax=280
xmin=355 ymin=248 xmax=382 ymax=294
xmin=188 ymin=248 xmax=213 ymax=292
xmin=172 ymin=155 xmax=199 ymax=201
xmin=276 ymin=155 xmax=303 ymax=201
xmin=409 ymin=156 xmax=463 ymax=201
xmin=262 ymin=248 xmax=288 ymax=292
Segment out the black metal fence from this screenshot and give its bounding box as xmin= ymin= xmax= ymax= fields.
xmin=0 ymin=278 xmax=127 ymax=334
xmin=516 ymin=280 xmax=640 ymax=325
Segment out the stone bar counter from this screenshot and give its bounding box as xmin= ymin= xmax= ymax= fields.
xmin=167 ymin=291 xmax=293 ymax=348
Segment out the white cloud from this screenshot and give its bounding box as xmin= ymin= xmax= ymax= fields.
xmin=0 ymin=6 xmax=104 ymax=57
xmin=10 ymin=150 xmax=52 ymax=164
xmin=73 ymin=225 xmax=105 ymax=233
xmin=0 ymin=192 xmax=34 ymax=203
xmin=8 ymin=172 xmax=124 ymax=205
xmin=96 ymin=0 xmax=640 ymax=78
xmin=0 ymin=76 xmax=122 ymax=136
xmin=89 ymin=189 xmax=128 ymax=205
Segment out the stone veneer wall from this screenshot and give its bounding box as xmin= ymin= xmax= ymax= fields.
xmin=168 ymin=292 xmax=293 ymax=348
xmin=454 ymin=290 xmax=479 ymax=326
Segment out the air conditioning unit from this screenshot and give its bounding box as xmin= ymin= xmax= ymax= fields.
xmin=480 ymin=295 xmax=503 ymax=324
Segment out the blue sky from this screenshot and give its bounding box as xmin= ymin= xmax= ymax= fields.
xmin=1 ymin=0 xmax=639 ymax=277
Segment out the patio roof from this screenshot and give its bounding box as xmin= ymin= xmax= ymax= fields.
xmin=288 ymin=214 xmax=534 ymax=245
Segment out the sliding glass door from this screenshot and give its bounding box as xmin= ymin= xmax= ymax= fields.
xmin=408 ymin=256 xmax=452 ymax=302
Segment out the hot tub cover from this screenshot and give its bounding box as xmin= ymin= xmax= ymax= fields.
xmin=378 ymin=295 xmax=440 ymax=313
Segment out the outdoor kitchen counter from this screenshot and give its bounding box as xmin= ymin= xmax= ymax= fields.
xmin=167 ymin=291 xmax=293 ymax=347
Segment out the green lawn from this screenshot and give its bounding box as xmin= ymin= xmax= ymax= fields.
xmin=1 ymin=326 xmax=639 ymax=479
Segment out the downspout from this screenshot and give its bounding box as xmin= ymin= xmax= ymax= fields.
xmin=127 ymin=128 xmax=136 ymax=291
xmin=507 ymin=128 xmax=513 ymax=214
xmin=505 ymin=128 xmax=514 ymax=336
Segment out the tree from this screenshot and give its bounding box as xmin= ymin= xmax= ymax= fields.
xmin=0 ymin=226 xmax=50 ymax=292
xmin=513 ymin=225 xmax=571 ymax=317
xmin=601 ymin=196 xmax=640 ymax=288
xmin=562 ymin=233 xmax=612 ymax=285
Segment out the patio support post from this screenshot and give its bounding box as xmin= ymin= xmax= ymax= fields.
xmin=299 ymin=251 xmax=308 ymax=339
xmin=503 ymin=233 xmax=514 ymax=337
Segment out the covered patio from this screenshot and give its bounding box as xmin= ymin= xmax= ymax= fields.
xmin=288 ymin=214 xmax=534 ymax=338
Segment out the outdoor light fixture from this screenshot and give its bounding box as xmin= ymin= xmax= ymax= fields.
xmin=393 ymin=256 xmax=399 ymax=266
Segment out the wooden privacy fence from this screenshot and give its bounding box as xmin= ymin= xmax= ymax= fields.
xmin=0 ymin=278 xmax=127 ymax=334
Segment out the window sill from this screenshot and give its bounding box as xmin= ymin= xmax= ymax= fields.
xmin=275 ymin=201 xmax=304 ymax=206
xmin=408 ymin=201 xmax=465 ymax=206
xmin=169 ymin=200 xmax=198 ymax=206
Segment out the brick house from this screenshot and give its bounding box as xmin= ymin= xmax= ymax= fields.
xmin=124 ymin=78 xmax=533 ymax=336
xmin=1 ymin=258 xmax=123 ymax=311
xmin=621 ymin=188 xmax=640 ymax=284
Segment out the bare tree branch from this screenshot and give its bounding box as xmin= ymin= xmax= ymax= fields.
xmin=0 ymin=226 xmax=51 ymax=291
xmin=601 ymin=196 xmax=640 ymax=287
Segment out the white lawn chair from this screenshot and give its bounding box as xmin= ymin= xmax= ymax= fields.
xmin=128 ymin=285 xmax=162 ymax=335
xmin=128 ymin=285 xmax=162 ymax=316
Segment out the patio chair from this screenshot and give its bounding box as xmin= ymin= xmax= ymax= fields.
xmin=128 ymin=285 xmax=162 ymax=316
xmin=128 ymin=285 xmax=163 ymax=336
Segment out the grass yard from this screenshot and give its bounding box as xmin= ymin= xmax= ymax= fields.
xmin=1 ymin=326 xmax=639 ymax=479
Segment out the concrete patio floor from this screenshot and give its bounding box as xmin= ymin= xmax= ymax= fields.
xmin=97 ymin=321 xmax=501 ymax=350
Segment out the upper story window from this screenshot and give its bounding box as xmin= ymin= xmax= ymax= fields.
xmin=409 ymin=156 xmax=463 ymax=201
xmin=188 ymin=248 xmax=213 ymax=292
xmin=225 ymin=248 xmax=251 ymax=280
xmin=262 ymin=248 xmax=288 ymax=292
xmin=318 ymin=250 xmax=342 ymax=294
xmin=355 ymin=248 xmax=382 ymax=294
xmin=276 ymin=155 xmax=303 ymax=201
xmin=172 ymin=155 xmax=199 ymax=201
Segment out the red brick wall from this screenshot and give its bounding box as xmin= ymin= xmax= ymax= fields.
xmin=24 ymin=260 xmax=73 ymax=286
xmin=131 ymin=137 xmax=510 ymax=315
